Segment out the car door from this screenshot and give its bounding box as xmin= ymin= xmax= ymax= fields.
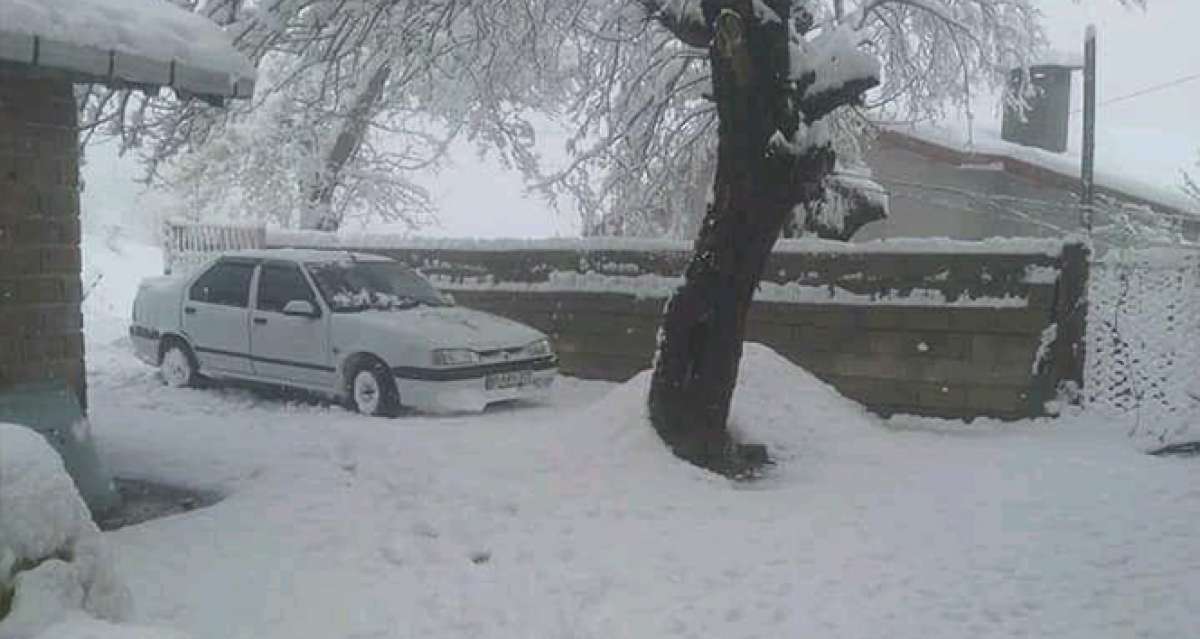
xmin=249 ymin=260 xmax=334 ymax=387
xmin=183 ymin=259 xmax=256 ymax=374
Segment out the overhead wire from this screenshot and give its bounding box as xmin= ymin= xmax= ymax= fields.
xmin=1069 ymin=71 xmax=1200 ymax=115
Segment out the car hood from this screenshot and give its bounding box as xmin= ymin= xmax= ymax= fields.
xmin=342 ymin=306 xmax=545 ymax=351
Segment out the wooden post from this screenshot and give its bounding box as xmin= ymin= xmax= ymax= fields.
xmin=1081 ymin=25 xmax=1097 ymax=231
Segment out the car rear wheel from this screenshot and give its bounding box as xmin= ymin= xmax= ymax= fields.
xmin=349 ymin=359 xmax=400 ymax=417
xmin=161 ymin=341 xmax=199 ymax=388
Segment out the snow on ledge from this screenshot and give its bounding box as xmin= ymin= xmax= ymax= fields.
xmin=0 ymin=0 xmax=254 ymax=98
xmin=432 ymin=271 xmax=1031 ymax=308
xmin=269 ymin=231 xmax=1073 ymax=257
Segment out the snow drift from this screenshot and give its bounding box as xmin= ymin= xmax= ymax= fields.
xmin=576 ymin=342 xmax=882 ymax=479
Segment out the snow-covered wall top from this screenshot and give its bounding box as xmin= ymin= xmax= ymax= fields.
xmin=0 ymin=0 xmax=254 ymax=98
xmin=265 ymin=231 xmax=1084 ymax=312
xmin=268 ymin=230 xmax=1073 ymax=257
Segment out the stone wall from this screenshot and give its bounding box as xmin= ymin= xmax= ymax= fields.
xmin=0 ymin=67 xmax=86 ymax=409
xmin=269 ymin=235 xmax=1089 ymax=420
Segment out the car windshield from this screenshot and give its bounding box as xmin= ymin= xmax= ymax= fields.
xmin=305 ymin=260 xmax=450 ymax=312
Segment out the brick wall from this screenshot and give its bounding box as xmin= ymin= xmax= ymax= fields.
xmin=0 ymin=67 xmax=86 ymax=409
xmin=269 ymin=236 xmax=1088 ymax=420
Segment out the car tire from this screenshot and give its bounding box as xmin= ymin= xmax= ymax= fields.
xmin=348 ymin=357 xmax=400 ymax=417
xmin=160 ymin=340 xmax=200 ymax=388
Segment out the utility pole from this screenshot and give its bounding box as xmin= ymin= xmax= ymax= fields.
xmin=1081 ymin=24 xmax=1097 ymax=232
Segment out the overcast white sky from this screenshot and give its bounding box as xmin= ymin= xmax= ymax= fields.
xmin=83 ymin=0 xmax=1200 ymax=240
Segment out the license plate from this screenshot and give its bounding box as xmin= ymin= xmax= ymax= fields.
xmin=486 ymin=370 xmax=532 ymax=390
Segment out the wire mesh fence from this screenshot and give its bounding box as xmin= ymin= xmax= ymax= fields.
xmin=1086 ymin=246 xmax=1200 ymax=447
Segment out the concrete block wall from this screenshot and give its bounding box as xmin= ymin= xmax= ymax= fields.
xmin=0 ymin=67 xmax=86 ymax=409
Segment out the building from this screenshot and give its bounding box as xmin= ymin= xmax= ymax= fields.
xmin=859 ymin=62 xmax=1199 ymax=243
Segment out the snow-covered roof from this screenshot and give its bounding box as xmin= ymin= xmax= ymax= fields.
xmin=880 ymin=123 xmax=1199 ymax=217
xmin=0 ymin=0 xmax=254 ymax=100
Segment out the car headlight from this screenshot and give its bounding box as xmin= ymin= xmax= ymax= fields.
xmin=432 ymin=348 xmax=479 ymax=366
xmin=524 ymin=339 xmax=553 ymax=358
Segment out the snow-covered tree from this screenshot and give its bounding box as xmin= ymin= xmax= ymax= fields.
xmin=631 ymin=0 xmax=1068 ymax=475
xmin=542 ymin=0 xmax=1050 ymax=238
xmin=81 ymin=0 xmax=581 ymax=229
xmin=84 ymin=0 xmax=1051 ymax=236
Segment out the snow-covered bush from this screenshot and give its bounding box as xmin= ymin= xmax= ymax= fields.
xmin=0 ymin=423 xmax=132 ymax=638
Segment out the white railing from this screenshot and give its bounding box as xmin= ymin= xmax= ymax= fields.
xmin=161 ymin=219 xmax=265 ymax=275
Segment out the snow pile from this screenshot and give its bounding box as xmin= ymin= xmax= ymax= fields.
xmin=0 ymin=424 xmax=132 ymax=639
xmin=726 ymin=343 xmax=881 ymax=466
xmin=434 ymin=269 xmax=1030 ymax=307
xmin=575 ymin=343 xmax=881 ymax=478
xmin=0 ymin=425 xmax=93 ymax=563
xmin=0 ymin=0 xmax=254 ymax=78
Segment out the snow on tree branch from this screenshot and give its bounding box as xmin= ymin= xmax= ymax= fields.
xmin=638 ymin=0 xmax=712 ymax=47
xmin=791 ymin=166 xmax=890 ymax=240
xmin=792 ymin=22 xmax=881 ymax=123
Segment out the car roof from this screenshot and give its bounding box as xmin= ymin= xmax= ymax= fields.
xmin=220 ymin=248 xmax=394 ymax=263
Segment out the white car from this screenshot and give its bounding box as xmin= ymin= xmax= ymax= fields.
xmin=130 ymin=249 xmax=557 ymax=414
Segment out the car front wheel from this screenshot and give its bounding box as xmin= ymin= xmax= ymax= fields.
xmin=349 ymin=359 xmax=400 ymax=417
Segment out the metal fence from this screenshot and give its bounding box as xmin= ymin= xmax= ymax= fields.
xmin=1086 ymin=246 xmax=1200 ymax=447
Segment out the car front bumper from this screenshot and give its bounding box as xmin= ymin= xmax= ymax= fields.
xmin=392 ymin=357 xmax=558 ymax=413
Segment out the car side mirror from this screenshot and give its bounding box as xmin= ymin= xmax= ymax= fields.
xmin=282 ymin=300 xmax=320 ymax=318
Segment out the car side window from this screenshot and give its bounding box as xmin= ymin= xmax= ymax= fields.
xmin=188 ymin=261 xmax=255 ymax=308
xmin=256 ymin=263 xmax=317 ymax=313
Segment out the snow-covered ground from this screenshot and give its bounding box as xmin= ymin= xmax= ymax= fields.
xmin=67 ymin=235 xmax=1200 ymax=639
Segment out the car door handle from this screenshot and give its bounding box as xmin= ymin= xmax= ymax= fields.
xmin=253 ymin=317 xmax=268 ymax=325
xmin=184 ymin=306 xmax=196 ymax=315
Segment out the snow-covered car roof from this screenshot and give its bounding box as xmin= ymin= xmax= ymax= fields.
xmin=222 ymin=248 xmax=394 ymax=264
xmin=0 ymin=0 xmax=255 ymax=100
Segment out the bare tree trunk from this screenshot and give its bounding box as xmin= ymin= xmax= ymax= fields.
xmin=300 ymin=62 xmax=392 ymax=230
xmin=648 ymin=0 xmax=842 ymax=476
